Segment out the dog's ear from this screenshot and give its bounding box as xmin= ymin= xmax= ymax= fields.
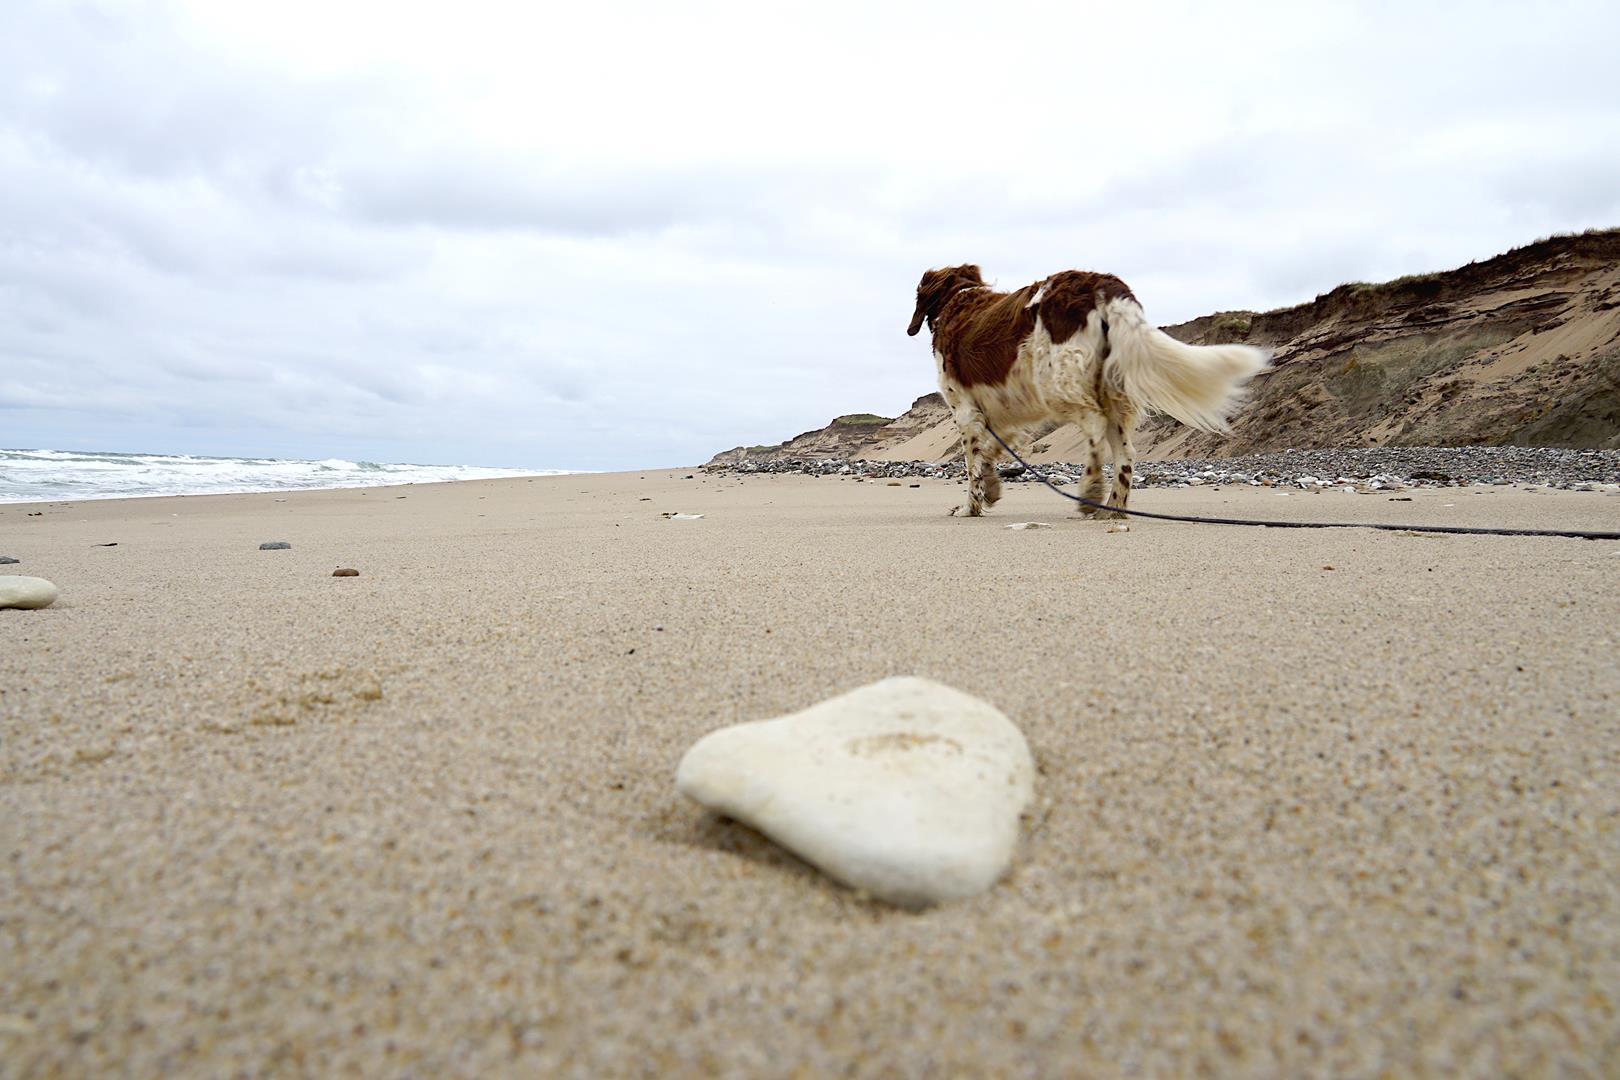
xmin=906 ymin=271 xmax=937 ymax=336
xmin=907 ymin=265 xmax=984 ymax=336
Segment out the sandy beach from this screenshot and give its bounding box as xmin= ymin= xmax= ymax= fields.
xmin=2 ymin=471 xmax=1618 ymax=1076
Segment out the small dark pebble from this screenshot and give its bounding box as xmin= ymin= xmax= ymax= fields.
xmin=94 ymin=542 xmax=118 ymax=547
xmin=332 ymin=568 xmax=359 ymax=577
xmin=0 ymin=556 xmax=17 ymax=564
xmin=259 ymin=541 xmax=292 ymax=550
xmin=1389 ymin=497 xmax=1413 ymax=501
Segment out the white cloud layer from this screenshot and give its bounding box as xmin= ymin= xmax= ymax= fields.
xmin=3 ymin=0 xmax=1618 ymax=468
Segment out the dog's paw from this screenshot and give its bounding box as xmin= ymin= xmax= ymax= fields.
xmin=947 ymin=505 xmax=961 ymax=517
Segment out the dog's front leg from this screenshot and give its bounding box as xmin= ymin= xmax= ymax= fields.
xmin=948 ymin=410 xmax=1004 ymax=517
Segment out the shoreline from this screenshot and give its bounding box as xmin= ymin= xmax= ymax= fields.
xmin=3 ymin=471 xmax=1618 ymax=1074
xmin=0 ymin=474 xmax=578 ymax=507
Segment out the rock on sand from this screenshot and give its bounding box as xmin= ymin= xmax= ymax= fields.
xmin=0 ymin=576 xmax=58 ymax=610
xmin=676 ymin=676 xmax=1034 ymax=907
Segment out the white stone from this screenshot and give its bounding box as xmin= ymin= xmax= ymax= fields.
xmin=676 ymin=676 xmax=1034 ymax=907
xmin=0 ymin=576 xmax=58 ymax=610
xmin=1005 ymin=521 xmax=1053 ymax=530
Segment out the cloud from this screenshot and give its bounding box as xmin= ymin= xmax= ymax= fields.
xmin=1497 ymin=148 xmax=1620 ymax=221
xmin=2 ymin=0 xmax=1619 ymax=469
xmin=336 ymin=156 xmax=710 ymax=237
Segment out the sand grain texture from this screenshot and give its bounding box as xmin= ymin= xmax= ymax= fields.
xmin=2 ymin=473 xmax=1618 ymax=1077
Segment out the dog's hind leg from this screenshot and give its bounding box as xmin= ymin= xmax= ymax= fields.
xmin=1071 ymin=412 xmax=1108 ymax=515
xmin=1098 ymin=413 xmax=1137 ymax=519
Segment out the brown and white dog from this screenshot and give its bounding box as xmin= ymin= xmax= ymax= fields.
xmin=907 ymin=265 xmax=1268 ymax=518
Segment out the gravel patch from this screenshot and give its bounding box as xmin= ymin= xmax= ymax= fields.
xmin=708 ymin=446 xmax=1620 ymax=492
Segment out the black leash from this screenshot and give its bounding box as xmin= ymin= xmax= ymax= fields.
xmin=982 ymin=425 xmax=1620 ymax=540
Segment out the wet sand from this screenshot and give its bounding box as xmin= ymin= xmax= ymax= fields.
xmin=3 ymin=472 xmax=1618 ymax=1076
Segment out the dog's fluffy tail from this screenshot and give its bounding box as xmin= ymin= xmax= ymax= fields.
xmin=1102 ymin=297 xmax=1270 ymax=433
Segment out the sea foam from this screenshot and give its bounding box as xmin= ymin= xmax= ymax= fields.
xmin=0 ymin=448 xmax=568 ymax=503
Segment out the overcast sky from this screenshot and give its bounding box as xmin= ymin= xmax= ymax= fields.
xmin=4 ymin=0 xmax=1618 ymax=469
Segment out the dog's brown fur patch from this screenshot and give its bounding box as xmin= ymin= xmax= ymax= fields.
xmin=1034 ymin=271 xmax=1137 ymax=346
xmin=909 ymin=266 xmax=1138 ymax=388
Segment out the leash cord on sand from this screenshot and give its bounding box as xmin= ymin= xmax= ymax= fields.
xmin=982 ymin=425 xmax=1620 ymax=540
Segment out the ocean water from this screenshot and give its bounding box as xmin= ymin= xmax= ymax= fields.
xmin=0 ymin=448 xmax=569 ymax=503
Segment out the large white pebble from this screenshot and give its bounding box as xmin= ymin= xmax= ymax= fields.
xmin=676 ymin=676 xmax=1034 ymax=907
xmin=0 ymin=576 xmax=58 ymax=610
